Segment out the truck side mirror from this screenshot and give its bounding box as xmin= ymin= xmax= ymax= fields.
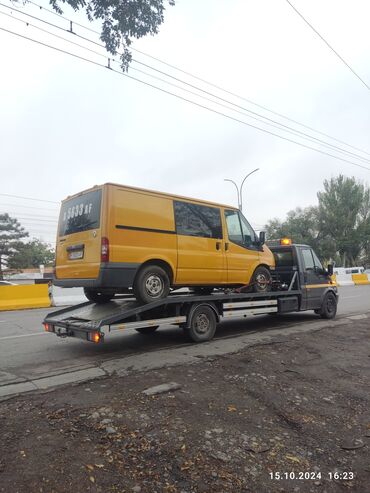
xmin=327 ymin=264 xmax=334 ymax=276
xmin=259 ymin=231 xmax=266 ymax=245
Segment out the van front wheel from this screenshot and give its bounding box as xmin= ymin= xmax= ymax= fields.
xmin=251 ymin=266 xmax=272 ymax=293
xmin=133 ymin=265 xmax=170 ymax=304
xmin=84 ymin=289 xmax=113 ymax=304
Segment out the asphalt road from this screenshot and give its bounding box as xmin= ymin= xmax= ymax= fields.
xmin=0 ymin=285 xmax=369 ymax=387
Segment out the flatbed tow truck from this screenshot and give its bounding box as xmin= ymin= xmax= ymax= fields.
xmin=43 ymin=241 xmax=338 ymax=344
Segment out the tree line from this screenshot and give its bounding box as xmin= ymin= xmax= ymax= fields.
xmin=265 ymin=175 xmax=370 ymax=267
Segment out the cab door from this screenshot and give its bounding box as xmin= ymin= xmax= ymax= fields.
xmin=174 ymin=201 xmax=226 ymax=284
xmin=298 ymin=247 xmax=330 ymax=309
xmin=223 ymin=209 xmax=261 ymax=284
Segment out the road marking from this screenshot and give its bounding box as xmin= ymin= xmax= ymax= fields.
xmin=0 ymin=332 xmax=47 ymax=341
xmin=341 ymin=296 xmax=363 ymax=299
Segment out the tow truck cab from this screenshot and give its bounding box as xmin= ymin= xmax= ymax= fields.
xmin=268 ymin=239 xmax=337 ymax=313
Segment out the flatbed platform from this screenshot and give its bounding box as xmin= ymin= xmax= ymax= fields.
xmin=43 ymin=289 xmax=303 ymax=343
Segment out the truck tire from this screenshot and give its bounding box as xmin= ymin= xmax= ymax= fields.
xmin=187 ymin=304 xmax=217 ymax=342
xmin=133 ymin=265 xmax=170 ymax=304
xmin=251 ymin=266 xmax=272 ymax=293
xmin=84 ymin=289 xmax=113 ymax=304
xmin=135 ymin=326 xmax=159 ymax=334
xmin=318 ymin=292 xmax=337 ymax=319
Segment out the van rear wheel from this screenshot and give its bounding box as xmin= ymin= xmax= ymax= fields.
xmin=133 ymin=265 xmax=170 ymax=304
xmin=84 ymin=289 xmax=113 ymax=304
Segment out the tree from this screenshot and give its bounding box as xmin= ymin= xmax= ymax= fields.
xmin=0 ymin=214 xmax=28 ymax=279
xmin=265 ymin=206 xmax=336 ymax=262
xmin=318 ymin=175 xmax=370 ymax=267
xmin=7 ymin=239 xmax=55 ymax=270
xmin=46 ymin=0 xmax=175 ymax=71
xmin=265 ymin=175 xmax=370 ymax=267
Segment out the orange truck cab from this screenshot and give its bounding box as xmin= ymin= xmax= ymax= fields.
xmin=54 ymin=183 xmax=275 ymax=303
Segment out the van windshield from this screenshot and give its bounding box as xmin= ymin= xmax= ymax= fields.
xmin=59 ymin=189 xmax=102 ymax=236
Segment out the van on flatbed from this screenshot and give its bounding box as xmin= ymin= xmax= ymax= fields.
xmin=53 ymin=183 xmax=275 ymax=304
xmin=44 ymin=240 xmax=338 ymax=344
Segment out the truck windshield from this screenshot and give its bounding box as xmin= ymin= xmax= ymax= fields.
xmin=58 ymin=189 xmax=102 ymax=236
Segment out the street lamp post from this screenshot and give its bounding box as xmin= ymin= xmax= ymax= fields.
xmin=224 ymin=168 xmax=259 ymax=212
xmin=224 ymin=179 xmax=241 ymax=210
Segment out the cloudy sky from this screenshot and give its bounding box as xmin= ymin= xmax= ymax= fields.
xmin=0 ymin=0 xmax=369 ymax=245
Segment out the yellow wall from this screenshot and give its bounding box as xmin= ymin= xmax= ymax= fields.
xmin=0 ymin=285 xmax=51 ymax=311
xmin=352 ymin=273 xmax=370 ymax=285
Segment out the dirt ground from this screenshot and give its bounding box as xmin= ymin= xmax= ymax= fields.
xmin=0 ymin=316 xmax=369 ymax=493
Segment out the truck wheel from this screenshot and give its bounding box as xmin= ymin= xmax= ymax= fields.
xmin=187 ymin=305 xmax=217 ymax=342
xmin=251 ymin=266 xmax=272 ymax=293
xmin=319 ymin=292 xmax=337 ymax=319
xmin=84 ymin=289 xmax=113 ymax=304
xmin=135 ymin=326 xmax=159 ymax=334
xmin=133 ymin=265 xmax=170 ymax=304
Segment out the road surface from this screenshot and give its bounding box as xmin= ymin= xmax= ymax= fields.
xmin=0 ymin=285 xmax=369 ymax=387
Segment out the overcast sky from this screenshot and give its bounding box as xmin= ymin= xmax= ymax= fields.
xmin=0 ymin=0 xmax=369 ymax=245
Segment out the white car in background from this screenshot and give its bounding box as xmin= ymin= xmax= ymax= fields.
xmin=0 ymin=281 xmax=16 ymax=286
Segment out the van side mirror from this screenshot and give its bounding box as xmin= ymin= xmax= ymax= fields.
xmin=327 ymin=264 xmax=334 ymax=276
xmin=259 ymin=231 xmax=266 ymax=245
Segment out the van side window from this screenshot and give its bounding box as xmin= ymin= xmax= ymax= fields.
xmin=239 ymin=214 xmax=257 ymax=246
xmin=301 ymin=248 xmax=315 ymax=270
xmin=225 ymin=210 xmax=258 ymax=248
xmin=174 ymin=201 xmax=222 ymax=239
xmin=225 ymin=210 xmax=243 ymax=244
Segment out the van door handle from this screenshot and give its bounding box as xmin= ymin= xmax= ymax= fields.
xmin=225 ymin=242 xmax=229 ymax=251
xmin=216 ymin=241 xmax=221 ymax=250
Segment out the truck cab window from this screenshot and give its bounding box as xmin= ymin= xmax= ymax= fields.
xmin=301 ymin=248 xmax=315 ymax=270
xmin=273 ymin=250 xmax=294 ymax=267
xmin=312 ymin=250 xmax=323 ymax=270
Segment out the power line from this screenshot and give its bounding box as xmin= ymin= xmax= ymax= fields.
xmin=1 ymin=25 xmax=370 ymax=173
xmin=4 ymin=216 xmax=58 ymax=223
xmin=0 ymin=192 xmax=59 ymax=203
xmin=0 ymin=202 xmax=58 ymax=211
xmin=0 ymin=8 xmax=111 ymax=59
xmin=130 ymin=58 xmax=370 ymax=165
xmin=0 ymin=209 xmax=58 ymax=219
xmin=285 ymin=0 xmax=370 ymax=91
xmin=2 ymin=7 xmax=370 ymax=166
xmin=24 ymin=0 xmax=370 ymax=157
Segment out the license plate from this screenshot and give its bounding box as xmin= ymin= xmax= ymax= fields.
xmin=69 ymin=249 xmax=84 ymax=260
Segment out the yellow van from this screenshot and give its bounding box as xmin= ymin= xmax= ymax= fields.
xmin=54 ymin=183 xmax=275 ymax=303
